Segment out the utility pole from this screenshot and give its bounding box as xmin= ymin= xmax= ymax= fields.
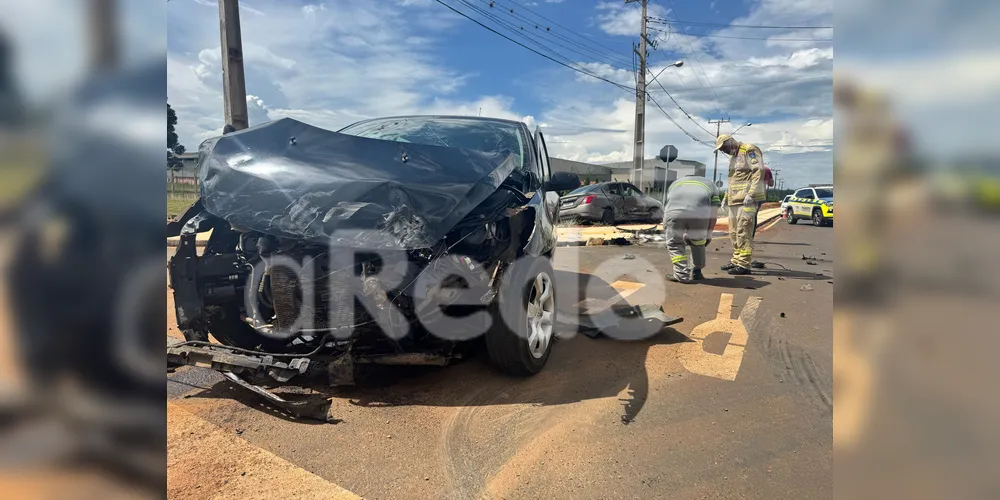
xmin=708 ymin=118 xmax=730 ymax=184
xmin=219 ymin=0 xmax=249 ymax=131
xmin=89 ymin=0 xmax=118 ymax=72
xmin=626 ymin=0 xmax=649 ymax=189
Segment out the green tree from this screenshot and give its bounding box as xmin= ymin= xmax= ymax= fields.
xmin=168 ymin=102 xmax=186 ymax=170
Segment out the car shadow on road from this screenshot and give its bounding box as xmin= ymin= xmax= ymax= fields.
xmin=181 ymin=271 xmax=695 ymax=425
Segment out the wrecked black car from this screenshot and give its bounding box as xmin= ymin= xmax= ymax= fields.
xmin=168 ymin=116 xmax=581 ymax=387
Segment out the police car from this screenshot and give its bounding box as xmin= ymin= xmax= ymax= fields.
xmin=786 ymin=186 xmax=833 ymax=226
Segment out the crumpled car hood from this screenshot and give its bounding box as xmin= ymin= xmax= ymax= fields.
xmin=197 ymin=118 xmax=519 ymax=249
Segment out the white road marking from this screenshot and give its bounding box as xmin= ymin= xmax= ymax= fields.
xmin=677 ymin=293 xmax=762 ymax=381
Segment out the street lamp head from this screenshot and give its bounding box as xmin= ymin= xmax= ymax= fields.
xmin=673 ymin=61 xmax=684 ymax=68
xmin=746 ymin=122 xmax=752 ymax=127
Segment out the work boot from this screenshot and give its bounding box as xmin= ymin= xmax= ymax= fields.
xmin=721 ymin=263 xmax=736 ymax=271
xmin=727 ymin=266 xmax=751 ymax=276
xmin=692 ymin=269 xmax=705 ymax=281
xmin=666 ymin=273 xmax=691 ymax=284
xmin=751 ymin=261 xmax=765 ymax=269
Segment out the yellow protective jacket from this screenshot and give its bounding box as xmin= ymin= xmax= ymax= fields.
xmin=722 ymin=142 xmax=765 ymax=206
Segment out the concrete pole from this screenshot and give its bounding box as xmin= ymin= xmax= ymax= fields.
xmin=708 ymin=118 xmax=730 ymax=183
xmin=89 ymin=0 xmax=118 ymax=72
xmin=628 ymin=0 xmax=648 ymax=189
xmin=219 ymin=0 xmax=249 ymax=130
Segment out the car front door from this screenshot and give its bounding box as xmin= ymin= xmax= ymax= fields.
xmin=534 ymin=130 xmax=559 ymax=248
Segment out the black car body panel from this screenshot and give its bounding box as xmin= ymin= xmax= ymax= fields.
xmin=198 ymin=117 xmax=528 ymax=250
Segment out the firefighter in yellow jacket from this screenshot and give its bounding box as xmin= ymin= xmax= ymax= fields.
xmin=715 ymin=134 xmax=765 ymax=275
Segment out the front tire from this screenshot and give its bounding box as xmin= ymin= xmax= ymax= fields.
xmin=786 ymin=208 xmax=797 ymax=224
xmin=486 ymin=256 xmax=556 ymax=376
xmin=648 ymin=208 xmax=663 ymax=224
xmin=812 ymin=208 xmax=824 ymax=226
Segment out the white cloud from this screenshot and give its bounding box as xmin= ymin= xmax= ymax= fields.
xmin=595 ymin=1 xmax=668 ymax=37
xmin=165 ymin=0 xmax=832 ymax=187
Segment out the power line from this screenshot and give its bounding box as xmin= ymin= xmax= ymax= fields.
xmin=501 ymin=0 xmax=627 ymax=55
xmin=647 ymin=76 xmax=831 ymax=94
xmin=434 ymin=0 xmax=635 ymax=92
xmin=457 ymin=0 xmax=636 ymax=87
xmin=646 ymin=16 xmax=832 ymax=30
xmin=487 ymin=0 xmax=634 ymax=67
xmin=662 ymin=0 xmax=728 ymax=119
xmin=646 ymin=68 xmax=715 ymax=136
xmin=648 ymin=24 xmax=831 ymax=42
xmin=649 ymin=23 xmax=715 ymax=120
xmin=646 ymin=94 xmax=714 ymax=146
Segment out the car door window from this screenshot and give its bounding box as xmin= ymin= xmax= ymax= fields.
xmin=607 ymin=183 xmax=623 ymax=196
xmin=794 ymin=189 xmax=811 ymax=199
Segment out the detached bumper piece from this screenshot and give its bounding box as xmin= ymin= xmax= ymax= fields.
xmin=167 ymin=338 xmax=334 ymax=422
xmin=167 ymin=337 xmax=310 ymax=382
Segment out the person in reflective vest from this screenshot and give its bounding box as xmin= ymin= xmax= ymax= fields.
xmin=715 ymin=134 xmax=765 ymax=275
xmin=662 ymin=175 xmax=722 ymax=283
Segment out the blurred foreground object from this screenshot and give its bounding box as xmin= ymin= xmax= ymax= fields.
xmin=0 ymin=56 xmax=165 ymax=496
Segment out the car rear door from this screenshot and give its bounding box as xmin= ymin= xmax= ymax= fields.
xmin=605 ymin=182 xmax=626 ymax=217
xmin=621 ymin=184 xmax=643 ymax=220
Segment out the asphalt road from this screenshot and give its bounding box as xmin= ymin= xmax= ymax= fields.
xmin=167 ymin=218 xmax=833 ymax=499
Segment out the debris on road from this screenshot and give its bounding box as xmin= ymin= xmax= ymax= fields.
xmin=800 ymin=284 xmax=814 ymax=292
xmin=806 ymin=261 xmax=818 ymax=265
xmin=587 ymin=237 xmax=605 ymax=246
xmin=780 ymin=312 xmax=786 ymax=318
xmin=623 ymin=254 xmax=636 ymax=260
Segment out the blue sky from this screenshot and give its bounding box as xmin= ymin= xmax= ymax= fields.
xmin=165 ymin=0 xmax=833 ymax=188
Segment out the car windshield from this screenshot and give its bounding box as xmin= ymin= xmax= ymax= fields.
xmin=567 ymin=184 xmax=602 ymax=195
xmin=339 ymin=117 xmax=525 ymax=169
xmin=815 ymin=188 xmax=833 ymax=198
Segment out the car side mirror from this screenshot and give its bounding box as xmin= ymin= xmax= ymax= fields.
xmin=545 ymin=171 xmax=581 ymax=192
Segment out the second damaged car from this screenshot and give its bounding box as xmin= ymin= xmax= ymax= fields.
xmin=168 ymin=116 xmax=581 ymax=386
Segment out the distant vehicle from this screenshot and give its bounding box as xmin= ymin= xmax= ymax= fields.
xmin=786 ymin=186 xmax=833 ymax=226
xmin=780 ymin=195 xmax=792 ymax=212
xmin=558 ymin=181 xmax=663 ymax=224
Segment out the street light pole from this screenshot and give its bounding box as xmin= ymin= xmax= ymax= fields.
xmin=649 ymin=60 xmax=684 ymax=85
xmin=732 ymin=122 xmax=752 ymax=135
